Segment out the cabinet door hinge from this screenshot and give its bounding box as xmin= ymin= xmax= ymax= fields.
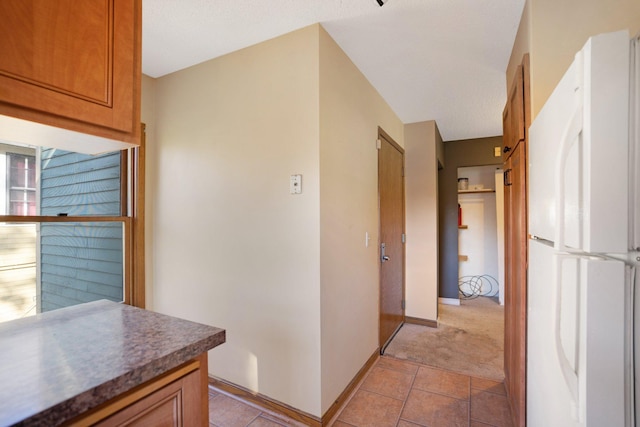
xmin=376 ymin=139 xmax=382 ymax=150
xmin=401 ymin=300 xmax=406 ymax=310
xmin=401 ymin=233 xmax=406 ymax=244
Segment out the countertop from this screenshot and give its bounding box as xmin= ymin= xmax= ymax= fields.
xmin=0 ymin=300 xmax=225 ymax=426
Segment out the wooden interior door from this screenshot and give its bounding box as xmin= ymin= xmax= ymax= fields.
xmin=378 ymin=129 xmax=405 ymax=352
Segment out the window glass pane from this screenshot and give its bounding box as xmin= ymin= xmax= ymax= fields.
xmin=9 ymin=190 xmax=36 ymax=215
xmin=39 ymin=222 xmax=124 ymax=313
xmin=0 ymin=221 xmax=125 ymax=322
xmin=40 ymin=149 xmax=121 ymax=216
xmin=0 ymin=223 xmax=36 ymax=322
xmin=9 ymin=154 xmax=35 ymax=189
xmin=27 ymin=167 xmax=35 ymax=188
xmin=9 ymin=167 xmax=24 ymax=188
xmin=9 ymin=189 xmax=24 ymax=202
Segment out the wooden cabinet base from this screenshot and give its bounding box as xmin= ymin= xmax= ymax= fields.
xmin=67 ymin=354 xmax=209 ymax=427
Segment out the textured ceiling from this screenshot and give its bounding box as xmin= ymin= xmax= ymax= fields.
xmin=142 ymin=0 xmax=525 ymax=141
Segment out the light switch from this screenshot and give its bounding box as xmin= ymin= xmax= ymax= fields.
xmin=494 ymin=146 xmax=501 ymax=157
xmin=290 ymin=174 xmax=302 ymax=194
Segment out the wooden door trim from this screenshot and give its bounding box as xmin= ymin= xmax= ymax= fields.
xmin=131 ymin=123 xmax=146 ymax=308
xmin=378 ymin=126 xmax=404 ymax=154
xmin=377 ymin=126 xmax=406 ymax=352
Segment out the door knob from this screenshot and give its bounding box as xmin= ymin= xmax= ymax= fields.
xmin=381 ymin=243 xmax=390 ymax=263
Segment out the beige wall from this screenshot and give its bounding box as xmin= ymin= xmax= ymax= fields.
xmin=510 ymin=0 xmax=640 ymax=117
xmin=506 ymin=0 xmax=531 ymax=92
xmin=149 ymin=25 xmax=323 ymax=416
xmin=146 ymin=23 xmax=404 ymax=418
xmin=318 ymin=26 xmax=403 ymax=414
xmin=404 ymin=121 xmax=441 ymax=322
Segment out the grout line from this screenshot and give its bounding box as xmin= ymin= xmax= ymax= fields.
xmin=393 ymin=359 xmax=418 ymax=427
xmin=244 ymin=413 xmax=261 ymax=427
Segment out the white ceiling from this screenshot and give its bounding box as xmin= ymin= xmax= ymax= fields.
xmin=142 ymin=0 xmax=525 ymax=141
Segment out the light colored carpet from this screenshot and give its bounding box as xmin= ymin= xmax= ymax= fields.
xmin=384 ymin=296 xmax=504 ymax=381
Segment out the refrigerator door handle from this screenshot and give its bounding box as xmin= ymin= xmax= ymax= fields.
xmin=552 ymin=253 xmax=581 ymax=421
xmin=554 ymin=104 xmax=584 ymax=252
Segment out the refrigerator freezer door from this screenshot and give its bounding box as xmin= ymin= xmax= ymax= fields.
xmin=529 ymin=30 xmax=629 ymax=253
xmin=528 ymin=240 xmax=627 ymax=426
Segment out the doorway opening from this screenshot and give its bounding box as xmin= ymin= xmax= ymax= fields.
xmin=384 ymin=164 xmax=506 ymax=381
xmin=457 ymin=165 xmax=505 ymax=305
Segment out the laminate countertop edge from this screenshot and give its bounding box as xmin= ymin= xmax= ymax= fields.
xmin=0 ymin=300 xmax=226 ymax=426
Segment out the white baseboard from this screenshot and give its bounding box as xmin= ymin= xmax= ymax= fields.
xmin=438 ymin=297 xmax=460 ymax=306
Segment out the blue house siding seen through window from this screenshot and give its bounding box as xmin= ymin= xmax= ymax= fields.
xmin=39 ymin=149 xmax=124 ymax=312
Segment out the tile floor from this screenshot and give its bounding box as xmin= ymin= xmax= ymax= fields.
xmin=208 ymin=388 xmax=307 ymax=427
xmin=208 ymin=355 xmax=513 ymax=427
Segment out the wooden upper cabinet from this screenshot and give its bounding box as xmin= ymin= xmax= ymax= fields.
xmin=502 ymin=64 xmax=525 ymax=161
xmin=0 ymin=0 xmax=141 ymax=144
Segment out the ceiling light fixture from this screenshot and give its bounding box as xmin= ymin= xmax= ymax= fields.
xmin=376 ymin=0 xmax=387 ymax=6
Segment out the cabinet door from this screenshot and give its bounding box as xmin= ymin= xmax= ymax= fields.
xmin=68 ymin=354 xmax=209 ymax=427
xmin=503 ymin=54 xmax=529 ymax=427
xmin=502 ymin=65 xmax=525 ymax=161
xmin=95 ymin=369 xmax=202 ymax=427
xmin=0 ymin=0 xmax=141 ymax=144
xmin=504 ymin=142 xmax=527 ymax=427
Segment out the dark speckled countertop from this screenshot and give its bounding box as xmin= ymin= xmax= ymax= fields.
xmin=0 ymin=300 xmax=225 ymax=426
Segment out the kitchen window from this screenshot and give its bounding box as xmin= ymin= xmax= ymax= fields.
xmin=0 ymin=129 xmax=145 ymax=323
xmin=7 ymin=153 xmax=36 ymax=215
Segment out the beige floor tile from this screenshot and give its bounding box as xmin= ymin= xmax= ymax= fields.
xmin=209 ymin=394 xmax=261 ymax=427
xmin=471 ymin=377 xmax=507 ymax=396
xmin=412 ymin=366 xmax=470 ymax=400
xmin=401 ymin=388 xmax=469 ymax=427
xmin=470 ymin=389 xmax=513 ymax=427
xmin=377 ymin=356 xmax=420 ymax=375
xmin=257 ymin=412 xmax=303 ymax=426
xmin=247 ymin=416 xmax=286 ymax=426
xmin=360 ymin=366 xmax=414 ymax=400
xmin=396 ymin=419 xmax=424 ymax=427
xmin=337 ymin=389 xmax=403 ymax=427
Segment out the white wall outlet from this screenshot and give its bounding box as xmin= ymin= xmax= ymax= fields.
xmin=290 ymin=174 xmax=302 ymax=194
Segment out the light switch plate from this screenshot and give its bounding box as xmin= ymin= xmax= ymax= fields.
xmin=290 ymin=174 xmax=302 ymax=194
xmin=494 ymin=146 xmax=501 ymax=157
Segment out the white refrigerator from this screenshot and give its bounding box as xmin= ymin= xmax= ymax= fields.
xmin=528 ymin=30 xmax=640 ymax=426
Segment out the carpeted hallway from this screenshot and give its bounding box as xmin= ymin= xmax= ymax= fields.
xmin=384 ymin=296 xmax=504 ymax=381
